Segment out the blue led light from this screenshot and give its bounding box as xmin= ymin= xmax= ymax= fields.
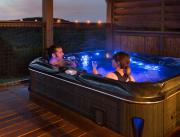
xmin=81 ymin=55 xmax=89 ymax=60
xmin=144 ymin=65 xmax=160 ymax=71
xmin=152 ymin=66 xmax=160 ymax=71
xmin=105 ymin=53 xmax=112 ymax=59
xmin=144 ymin=65 xmax=151 ymax=70
xmin=81 ymin=55 xmax=90 ymax=67
xmin=95 ymin=52 xmax=100 ymax=56
xmin=137 ymin=62 xmax=144 ymax=66
xmin=132 ymin=117 xmax=144 ymax=137
xmin=82 ymin=60 xmax=88 ymax=67
xmin=113 ymin=51 xmax=117 ymax=54
xmin=131 ymin=61 xmax=138 ymax=64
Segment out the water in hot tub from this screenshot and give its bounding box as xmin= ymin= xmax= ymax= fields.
xmin=65 ymin=51 xmax=180 ymax=82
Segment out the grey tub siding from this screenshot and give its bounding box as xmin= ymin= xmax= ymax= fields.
xmin=30 ymin=70 xmax=179 ymax=137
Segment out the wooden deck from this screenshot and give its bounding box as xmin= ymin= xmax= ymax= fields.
xmin=0 ymin=84 xmax=122 ymax=137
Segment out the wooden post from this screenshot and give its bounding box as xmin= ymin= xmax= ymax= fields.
xmin=106 ymin=0 xmax=113 ymax=23
xmin=160 ymin=0 xmax=165 ymax=56
xmin=106 ymin=0 xmax=113 ymax=50
xmin=42 ymin=0 xmax=53 ymax=56
xmin=161 ymin=0 xmax=165 ymax=32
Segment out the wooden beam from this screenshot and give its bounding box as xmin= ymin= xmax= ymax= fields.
xmin=161 ymin=0 xmax=165 ymax=31
xmin=42 ymin=0 xmax=53 ymax=55
xmin=106 ymin=0 xmax=113 ymax=23
xmin=105 ymin=0 xmax=113 ymax=50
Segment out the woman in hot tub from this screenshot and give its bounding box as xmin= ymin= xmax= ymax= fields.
xmin=92 ymin=52 xmax=135 ymax=82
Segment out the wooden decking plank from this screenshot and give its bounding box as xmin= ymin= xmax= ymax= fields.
xmin=21 ymin=120 xmax=77 ymax=137
xmin=40 ymin=126 xmax=78 ymax=137
xmin=0 ymin=108 xmax=47 ymax=129
xmin=0 ymin=102 xmax=39 ymax=117
xmin=24 ymin=120 xmax=67 ymax=137
xmin=12 ymin=118 xmax=63 ymax=137
xmin=0 ymin=97 xmax=30 ymax=108
xmin=0 ymin=103 xmax=40 ymax=121
xmin=0 ymin=112 xmax=56 ymax=136
xmin=61 ymin=128 xmax=87 ymax=137
xmin=0 ymin=102 xmax=37 ymax=113
xmin=79 ymin=134 xmax=93 ymax=137
xmin=0 ymin=84 xmax=124 ymax=137
xmin=78 ymin=133 xmax=91 ymax=137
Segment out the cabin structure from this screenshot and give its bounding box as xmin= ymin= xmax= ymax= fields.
xmin=106 ymin=0 xmax=180 ymax=57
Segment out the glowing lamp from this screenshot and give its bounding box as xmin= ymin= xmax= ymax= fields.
xmin=81 ymin=55 xmax=90 ymax=67
xmin=105 ymin=53 xmax=111 ymax=59
xmin=75 ymin=20 xmax=79 ymax=23
xmin=132 ymin=117 xmax=144 ymax=137
xmin=95 ymin=52 xmax=100 ymax=56
xmin=57 ymin=19 xmax=61 ymax=23
xmin=86 ymin=20 xmax=91 ymax=24
xmin=35 ymin=19 xmax=38 ymax=22
xmin=97 ymin=20 xmax=102 ymax=24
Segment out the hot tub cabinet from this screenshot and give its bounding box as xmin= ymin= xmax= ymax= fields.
xmin=29 ymin=58 xmax=180 ymax=137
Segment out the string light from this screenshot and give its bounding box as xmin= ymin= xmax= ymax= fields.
xmin=20 ymin=19 xmax=23 ymax=21
xmin=75 ymin=20 xmax=79 ymax=23
xmin=34 ymin=19 xmax=38 ymax=22
xmin=97 ymin=20 xmax=102 ymax=24
xmin=57 ymin=19 xmax=61 ymax=23
xmin=86 ymin=20 xmax=91 ymax=24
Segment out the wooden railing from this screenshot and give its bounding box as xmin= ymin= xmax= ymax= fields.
xmin=0 ymin=21 xmax=106 ymax=28
xmin=0 ymin=21 xmax=42 ymax=27
xmin=0 ymin=21 xmax=179 ymax=57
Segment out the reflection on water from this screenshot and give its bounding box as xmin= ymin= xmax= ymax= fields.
xmin=65 ymin=51 xmax=180 ymax=82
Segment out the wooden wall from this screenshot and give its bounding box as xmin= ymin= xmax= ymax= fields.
xmin=112 ymin=31 xmax=180 ymax=57
xmin=107 ymin=0 xmax=180 ymax=57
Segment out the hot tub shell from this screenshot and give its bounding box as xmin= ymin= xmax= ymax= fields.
xmin=29 ymin=58 xmax=180 ymax=137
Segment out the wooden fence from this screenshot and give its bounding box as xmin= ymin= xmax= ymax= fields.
xmin=0 ymin=22 xmax=106 ymax=77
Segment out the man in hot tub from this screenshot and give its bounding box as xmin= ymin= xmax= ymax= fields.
xmin=92 ymin=52 xmax=135 ymax=82
xmin=47 ymin=45 xmax=77 ymax=68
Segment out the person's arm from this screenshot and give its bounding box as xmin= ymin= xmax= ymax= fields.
xmin=92 ymin=61 xmax=98 ymax=74
xmin=125 ymin=67 xmax=135 ymax=82
xmin=93 ymin=68 xmax=98 ymax=74
xmin=64 ymin=60 xmax=77 ymax=68
xmin=129 ymin=75 xmax=135 ymax=82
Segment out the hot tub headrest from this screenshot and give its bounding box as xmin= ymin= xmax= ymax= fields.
xmin=77 ymin=74 xmax=180 ymax=101
xmin=29 ymin=57 xmax=59 ymax=74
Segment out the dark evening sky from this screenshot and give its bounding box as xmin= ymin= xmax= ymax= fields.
xmin=0 ymin=0 xmax=106 ymax=22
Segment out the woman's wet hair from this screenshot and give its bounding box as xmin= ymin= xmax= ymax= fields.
xmin=112 ymin=52 xmax=130 ymax=69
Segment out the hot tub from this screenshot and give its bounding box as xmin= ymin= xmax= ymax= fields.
xmin=29 ymin=50 xmax=180 ymax=137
